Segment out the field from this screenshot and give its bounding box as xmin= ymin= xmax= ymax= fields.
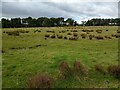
xmin=2 ymin=26 xmax=120 ymax=88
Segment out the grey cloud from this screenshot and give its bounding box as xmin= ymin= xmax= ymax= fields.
xmin=1 ymin=1 xmax=118 ymax=23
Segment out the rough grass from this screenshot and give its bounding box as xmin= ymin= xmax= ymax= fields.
xmin=2 ymin=26 xmax=119 ymax=88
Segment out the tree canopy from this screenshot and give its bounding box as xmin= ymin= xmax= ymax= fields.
xmin=1 ymin=17 xmax=120 ymax=28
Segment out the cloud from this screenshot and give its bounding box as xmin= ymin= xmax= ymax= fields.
xmin=1 ymin=0 xmax=119 ymax=23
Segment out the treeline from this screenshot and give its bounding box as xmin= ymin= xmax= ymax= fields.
xmin=84 ymin=18 xmax=120 ymax=26
xmin=1 ymin=17 xmax=78 ymax=28
xmin=1 ymin=17 xmax=120 ymax=28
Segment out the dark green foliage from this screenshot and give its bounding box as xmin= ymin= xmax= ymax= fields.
xmin=84 ymin=18 xmax=120 ymax=26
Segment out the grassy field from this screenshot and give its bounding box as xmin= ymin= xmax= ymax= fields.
xmin=2 ymin=26 xmax=120 ymax=88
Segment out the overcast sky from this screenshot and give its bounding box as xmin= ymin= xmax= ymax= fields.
xmin=1 ymin=0 xmax=119 ymax=23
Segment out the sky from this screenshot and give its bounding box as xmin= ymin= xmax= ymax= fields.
xmin=1 ymin=0 xmax=120 ymax=24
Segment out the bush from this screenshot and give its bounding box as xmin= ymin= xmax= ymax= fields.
xmin=107 ymin=65 xmax=120 ymax=79
xmin=73 ymin=61 xmax=88 ymax=76
xmin=27 ymin=74 xmax=53 ymax=88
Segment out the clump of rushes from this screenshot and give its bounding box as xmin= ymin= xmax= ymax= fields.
xmin=45 ymin=34 xmax=50 ymax=38
xmin=27 ymin=74 xmax=54 ymax=88
xmin=73 ymin=61 xmax=88 ymax=76
xmin=59 ymin=61 xmax=72 ymax=79
xmin=73 ymin=33 xmax=78 ymax=37
xmin=50 ymin=34 xmax=56 ymax=38
xmin=107 ymin=65 xmax=120 ymax=79
xmin=95 ymin=64 xmax=107 ymax=75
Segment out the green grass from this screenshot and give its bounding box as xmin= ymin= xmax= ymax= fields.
xmin=2 ymin=26 xmax=120 ymax=88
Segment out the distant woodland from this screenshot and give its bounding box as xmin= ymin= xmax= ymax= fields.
xmin=1 ymin=17 xmax=120 ymax=28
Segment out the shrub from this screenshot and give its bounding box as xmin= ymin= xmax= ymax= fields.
xmin=107 ymin=65 xmax=120 ymax=79
xmin=27 ymin=74 xmax=53 ymax=88
xmin=73 ymin=61 xmax=88 ymax=76
xmin=59 ymin=61 xmax=71 ymax=79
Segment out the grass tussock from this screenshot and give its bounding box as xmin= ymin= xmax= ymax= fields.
xmin=59 ymin=61 xmax=71 ymax=79
xmin=27 ymin=74 xmax=53 ymax=88
xmin=95 ymin=64 xmax=107 ymax=75
xmin=73 ymin=61 xmax=88 ymax=76
xmin=107 ymin=65 xmax=120 ymax=79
